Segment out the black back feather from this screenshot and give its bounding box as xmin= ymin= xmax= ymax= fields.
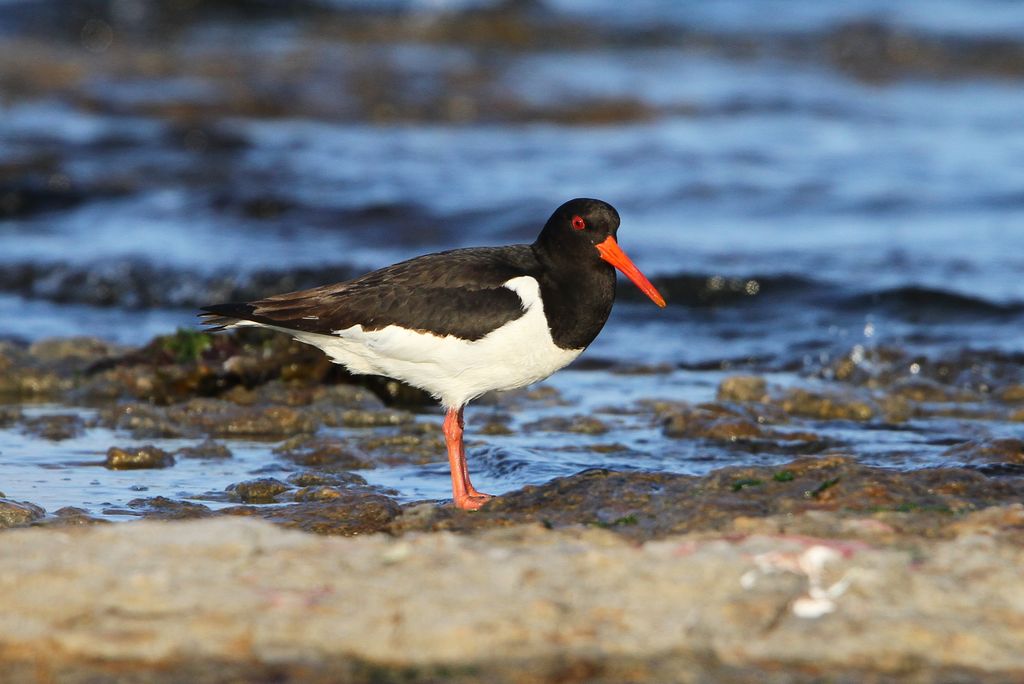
xmin=201 ymin=198 xmax=627 ymax=350
xmin=201 ymin=246 xmax=536 ymax=341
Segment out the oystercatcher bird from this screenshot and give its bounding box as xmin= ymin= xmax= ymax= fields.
xmin=201 ymin=198 xmax=665 ymax=510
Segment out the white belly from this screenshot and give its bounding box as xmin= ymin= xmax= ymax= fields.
xmin=252 ymin=276 xmax=582 ymax=409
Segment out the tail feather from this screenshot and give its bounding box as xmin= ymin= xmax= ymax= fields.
xmin=198 ymin=302 xmax=258 ymax=332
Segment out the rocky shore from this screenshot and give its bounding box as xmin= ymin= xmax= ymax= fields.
xmin=1 ymin=330 xmax=1023 ymax=681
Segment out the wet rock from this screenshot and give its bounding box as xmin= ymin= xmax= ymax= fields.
xmin=479 ymin=384 xmax=566 ymax=410
xmin=221 ymin=382 xmax=317 ymax=407
xmin=877 ymin=394 xmax=914 ymax=423
xmin=522 ymin=415 xmax=609 ymax=435
xmin=39 ymin=507 xmax=109 ymax=527
xmin=0 ymin=342 xmax=67 ymax=398
xmin=75 ymin=329 xmax=356 ymax=404
xmin=141 ymin=329 xmax=216 ymax=365
xmin=476 ymin=419 xmax=514 ymax=436
xmin=609 ymin=362 xmax=675 ymax=375
xmin=21 ymin=413 xmax=84 ymax=441
xmin=823 ymin=346 xmax=1024 ymax=400
xmin=354 ymin=375 xmax=435 ymax=408
xmin=391 ymin=468 xmax=691 ymax=540
xmin=226 ymin=478 xmax=291 ymax=504
xmin=356 ymin=426 xmax=445 ymax=466
xmin=826 ymin=19 xmax=1024 ymax=81
xmin=294 ymin=486 xmax=349 ymax=502
xmin=222 ymin=380 xmax=381 ymax=409
xmin=98 ymin=402 xmax=191 ymax=439
xmin=256 ymin=342 xmax=336 ymax=386
xmin=105 ymin=445 xmax=175 ymax=470
xmin=394 ymin=455 xmax=1024 ymax=542
xmin=525 ymin=385 xmax=564 ymax=402
xmin=71 ymin=368 xmax=155 ymax=404
xmin=286 ymin=471 xmax=368 ymax=488
xmin=663 ymin=409 xmax=765 ymax=441
xmin=221 ymin=494 xmax=400 ymax=535
xmin=165 ymin=398 xmax=318 ymax=437
xmin=237 ymin=194 xmax=294 ymax=219
xmin=28 ymin=336 xmax=123 ymax=369
xmin=778 ymin=388 xmax=875 ymax=421
xmin=151 ymin=360 xmax=220 ymax=402
xmin=317 ymin=384 xmax=387 ymax=409
xmin=175 ymin=439 xmax=233 ymax=460
xmin=663 ymin=406 xmax=821 ymax=444
xmin=589 ymin=442 xmax=629 ymax=453
xmin=124 ymin=497 xmax=213 ymax=520
xmin=643 ymin=398 xmax=714 ymax=420
xmin=889 ymin=377 xmax=971 ymax=403
xmin=717 ymin=375 xmax=768 ymax=403
xmin=274 ymin=435 xmax=371 ymax=469
xmin=914 ymin=403 xmax=1006 ymax=422
xmin=0 ymin=498 xmax=45 ymax=528
xmin=0 ymin=405 xmax=23 ymax=428
xmin=0 ymin=180 xmax=93 ymax=218
xmin=79 ymin=357 xmax=221 ymax=404
xmin=942 ymin=439 xmax=1024 ymax=467
xmin=820 ymin=345 xmax=924 ymax=388
xmin=315 ymin=407 xmax=414 ymax=429
xmin=998 ymin=384 xmax=1024 ymax=404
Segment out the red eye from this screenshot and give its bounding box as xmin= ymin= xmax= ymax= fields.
xmin=571 ymin=215 xmax=586 ymax=231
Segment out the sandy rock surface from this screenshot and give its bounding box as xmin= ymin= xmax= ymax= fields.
xmin=1 ymin=516 xmax=1022 ymax=683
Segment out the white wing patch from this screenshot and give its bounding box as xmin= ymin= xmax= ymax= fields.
xmin=256 ymin=275 xmax=582 ymax=408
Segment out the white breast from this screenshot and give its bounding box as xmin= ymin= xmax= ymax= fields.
xmin=252 ymin=276 xmax=582 ymax=409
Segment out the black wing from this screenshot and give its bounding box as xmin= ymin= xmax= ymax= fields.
xmin=200 ymin=245 xmax=539 ymax=341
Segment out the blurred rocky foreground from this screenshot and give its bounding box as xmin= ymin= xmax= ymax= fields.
xmin=0 ymin=512 xmax=1023 ymax=683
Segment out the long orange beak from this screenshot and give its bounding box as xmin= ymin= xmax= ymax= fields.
xmin=595 ymin=236 xmax=666 ymax=308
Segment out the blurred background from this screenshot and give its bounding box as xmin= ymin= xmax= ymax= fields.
xmin=2 ymin=0 xmax=1024 ymax=511
xmin=2 ymin=0 xmax=1023 ymax=365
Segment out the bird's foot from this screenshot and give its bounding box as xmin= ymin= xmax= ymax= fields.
xmin=454 ymin=492 xmax=493 ymax=511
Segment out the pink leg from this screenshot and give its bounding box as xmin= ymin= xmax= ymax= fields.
xmin=443 ymin=406 xmax=492 ymax=511
xmin=455 ymin=407 xmax=487 ymax=498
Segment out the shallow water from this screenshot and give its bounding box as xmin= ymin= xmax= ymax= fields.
xmin=1 ymin=1 xmax=1022 ymax=517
